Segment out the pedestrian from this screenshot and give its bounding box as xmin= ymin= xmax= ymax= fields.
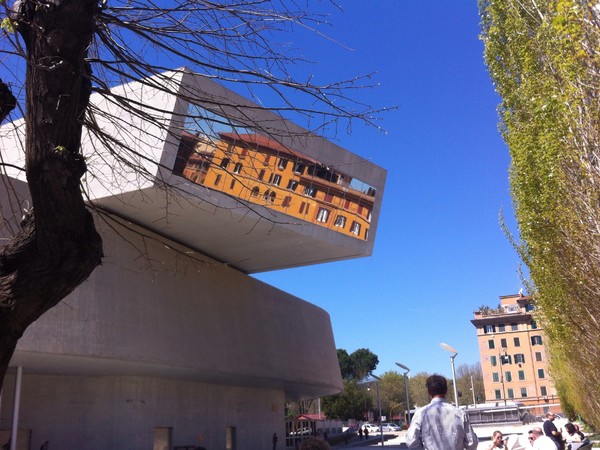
xmin=364 ymin=426 xmax=369 ymax=439
xmin=530 ymin=427 xmax=558 ymax=450
xmin=543 ymin=412 xmax=563 ymax=450
xmin=406 ymin=374 xmax=478 ymax=450
xmin=358 ymin=426 xmax=363 ymax=440
xmin=487 ymin=430 xmax=507 ymax=449
xmin=272 ymin=432 xmax=278 ymax=450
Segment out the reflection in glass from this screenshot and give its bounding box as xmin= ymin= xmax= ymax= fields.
xmin=173 ymin=104 xmax=376 ymax=240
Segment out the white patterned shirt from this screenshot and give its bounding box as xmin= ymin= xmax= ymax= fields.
xmin=406 ymin=397 xmax=478 ymax=450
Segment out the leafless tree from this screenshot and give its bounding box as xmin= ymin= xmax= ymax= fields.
xmin=0 ymin=0 xmax=385 ymax=388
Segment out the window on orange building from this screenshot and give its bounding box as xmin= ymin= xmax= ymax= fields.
xmin=287 ymin=180 xmax=298 ymax=191
xmin=531 ymin=335 xmax=543 ymax=346
xmin=334 ymin=215 xmax=347 ymax=228
xmin=350 ymin=221 xmax=361 ymax=236
xmin=272 ymin=174 xmax=282 ymax=186
xmin=508 ymin=388 xmax=514 ymax=399
xmin=233 ymin=163 xmax=242 ymax=174
xmin=251 ymin=187 xmax=259 ymax=197
xmin=494 ymin=390 xmax=501 ymax=399
xmin=282 ymin=196 xmax=291 ymax=207
xmin=214 ymin=174 xmax=222 ymax=185
xmin=505 ymin=371 xmax=512 ymax=382
xmin=538 ymin=369 xmax=545 ymax=379
xmin=278 ymin=158 xmax=289 ymax=170
xmin=514 ymin=337 xmax=520 ymax=347
xmin=520 ymin=387 xmax=527 ymax=397
xmin=220 ymin=158 xmax=230 ymax=169
xmin=500 ymin=338 xmax=507 ymax=348
xmin=488 ymin=340 xmax=495 ymax=350
xmin=518 ymin=370 xmax=525 ymax=380
xmin=490 ymin=355 xmax=497 ymax=366
xmin=316 ymin=208 xmax=330 ymax=223
xmin=258 ymin=169 xmax=265 ymax=181
xmin=492 ymin=372 xmax=499 ymax=382
xmin=540 ymin=386 xmax=547 ymax=396
xmin=514 ymin=354 xmax=525 ymax=364
xmin=535 ymin=352 xmax=543 ymax=362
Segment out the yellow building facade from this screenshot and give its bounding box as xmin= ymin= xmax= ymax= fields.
xmin=471 ymin=294 xmax=560 ymax=416
xmin=174 ymin=131 xmax=374 ymax=241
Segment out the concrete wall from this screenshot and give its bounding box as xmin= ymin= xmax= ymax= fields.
xmin=2 ymin=372 xmax=284 ymax=450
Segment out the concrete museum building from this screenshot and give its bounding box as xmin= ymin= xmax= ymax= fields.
xmin=0 ymin=69 xmax=386 ymax=449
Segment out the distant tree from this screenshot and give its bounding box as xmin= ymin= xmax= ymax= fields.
xmin=480 ymin=0 xmax=600 ymax=427
xmin=321 ymin=379 xmax=371 ymax=420
xmin=455 ymin=363 xmax=484 ymax=406
xmin=407 ymin=372 xmax=431 ymax=409
xmin=350 ymin=348 xmax=379 ymax=381
xmin=0 ymin=0 xmax=385 ymax=389
xmin=321 ymin=348 xmax=379 ymax=419
xmin=376 ymin=371 xmax=406 ymax=422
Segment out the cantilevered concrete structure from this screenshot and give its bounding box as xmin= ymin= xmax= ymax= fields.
xmin=0 ymin=69 xmax=386 ymax=449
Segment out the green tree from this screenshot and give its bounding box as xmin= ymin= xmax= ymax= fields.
xmin=321 ymin=348 xmax=379 ymax=419
xmin=0 ymin=1 xmax=383 ymax=389
xmin=376 ymin=371 xmax=407 ymax=423
xmin=321 ymin=379 xmax=372 ymax=420
xmin=408 ymin=371 xmax=431 ymax=409
xmin=455 ymin=363 xmax=484 ymax=407
xmin=480 ymin=0 xmax=600 ymax=427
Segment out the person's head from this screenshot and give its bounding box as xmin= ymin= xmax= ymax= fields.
xmin=529 ymin=427 xmax=544 ymax=444
xmin=426 ymin=374 xmax=448 ymax=397
xmin=546 ymin=412 xmax=556 ymax=421
xmin=299 ymin=437 xmax=331 ymax=450
xmin=564 ymin=423 xmax=576 ymax=435
xmin=492 ymin=430 xmax=504 ymax=443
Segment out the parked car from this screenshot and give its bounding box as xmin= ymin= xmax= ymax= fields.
xmin=381 ymin=422 xmax=402 ymax=432
xmin=290 ymin=427 xmax=312 ymax=436
xmin=361 ymin=423 xmax=380 ymax=433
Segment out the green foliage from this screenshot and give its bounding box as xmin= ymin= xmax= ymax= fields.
xmin=337 ymin=348 xmax=379 ymax=381
xmin=321 ymin=379 xmax=371 ymax=420
xmin=1 ymin=17 xmax=13 ymax=33
xmin=480 ymin=0 xmax=600 ymax=428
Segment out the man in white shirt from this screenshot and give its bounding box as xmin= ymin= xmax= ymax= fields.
xmin=529 ymin=427 xmax=560 ymax=450
xmin=406 ymin=374 xmax=478 ymax=450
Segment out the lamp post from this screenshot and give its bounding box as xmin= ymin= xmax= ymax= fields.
xmin=369 ymin=373 xmax=384 ymax=446
xmin=440 ymin=343 xmax=459 ymax=407
xmin=395 ymin=362 xmax=411 ymax=426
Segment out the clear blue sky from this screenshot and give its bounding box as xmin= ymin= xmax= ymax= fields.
xmin=255 ymin=1 xmax=525 ymax=379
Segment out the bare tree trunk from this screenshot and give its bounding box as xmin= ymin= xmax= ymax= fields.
xmin=0 ymin=0 xmax=102 ymax=387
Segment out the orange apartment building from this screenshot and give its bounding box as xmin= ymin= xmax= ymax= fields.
xmin=471 ymin=293 xmax=560 ymax=416
xmin=174 ymin=131 xmax=375 ymax=242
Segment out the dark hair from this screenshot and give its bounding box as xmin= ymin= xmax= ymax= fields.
xmin=564 ymin=423 xmax=576 ymax=434
xmin=426 ymin=374 xmax=448 ymax=396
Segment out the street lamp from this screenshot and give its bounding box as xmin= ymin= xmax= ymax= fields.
xmin=369 ymin=373 xmax=385 ymax=446
xmin=440 ymin=343 xmax=459 ymax=406
xmin=395 ymin=362 xmax=411 ymax=426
